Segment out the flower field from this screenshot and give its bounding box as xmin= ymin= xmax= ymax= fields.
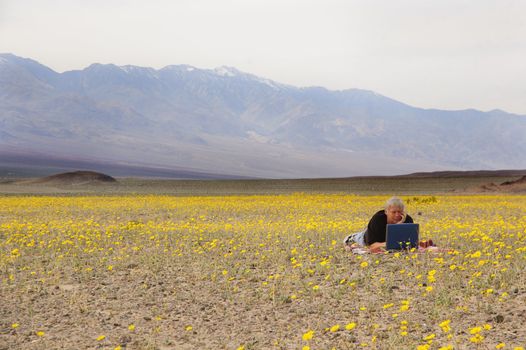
xmin=1 ymin=194 xmax=525 ymax=349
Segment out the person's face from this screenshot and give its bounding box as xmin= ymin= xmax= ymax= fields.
xmin=385 ymin=206 xmax=404 ymax=224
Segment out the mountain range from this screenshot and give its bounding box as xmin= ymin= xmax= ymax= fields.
xmin=1 ymin=53 xmax=525 ymax=178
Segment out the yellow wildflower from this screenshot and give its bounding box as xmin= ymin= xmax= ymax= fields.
xmin=345 ymin=322 xmax=356 ymax=330
xmin=302 ymin=330 xmax=314 ymax=341
xmin=329 ymin=324 xmax=340 ymax=332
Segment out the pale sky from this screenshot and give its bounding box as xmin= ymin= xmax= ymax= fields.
xmin=1 ymin=0 xmax=525 ymax=114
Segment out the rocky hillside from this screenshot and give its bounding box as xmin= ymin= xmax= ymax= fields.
xmin=1 ymin=53 xmax=525 ymax=178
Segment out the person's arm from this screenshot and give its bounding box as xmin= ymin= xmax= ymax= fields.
xmin=365 ymin=212 xmax=385 ymax=245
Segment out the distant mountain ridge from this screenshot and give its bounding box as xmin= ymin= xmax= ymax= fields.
xmin=1 ymin=53 xmax=525 ymax=178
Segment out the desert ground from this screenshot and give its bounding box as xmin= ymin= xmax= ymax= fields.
xmin=1 ymin=172 xmax=525 ymax=349
xmin=1 ymin=169 xmax=526 ymax=195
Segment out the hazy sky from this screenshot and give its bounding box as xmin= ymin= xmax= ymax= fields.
xmin=1 ymin=0 xmax=525 ymax=114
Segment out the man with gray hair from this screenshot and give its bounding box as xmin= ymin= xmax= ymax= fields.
xmin=344 ymin=196 xmax=414 ymax=250
xmin=364 ymin=196 xmax=414 ymax=249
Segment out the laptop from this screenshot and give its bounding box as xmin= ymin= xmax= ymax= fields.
xmin=386 ymin=223 xmax=419 ymax=250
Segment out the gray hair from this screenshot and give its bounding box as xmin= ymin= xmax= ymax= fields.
xmin=384 ymin=196 xmax=405 ymax=211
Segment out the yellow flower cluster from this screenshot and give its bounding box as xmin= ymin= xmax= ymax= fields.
xmin=1 ymin=194 xmax=525 ymax=349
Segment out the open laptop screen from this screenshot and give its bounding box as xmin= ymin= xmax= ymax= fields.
xmin=386 ymin=223 xmax=419 ymax=250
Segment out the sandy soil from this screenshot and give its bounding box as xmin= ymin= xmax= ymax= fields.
xmin=2 ymin=251 xmax=526 ymax=350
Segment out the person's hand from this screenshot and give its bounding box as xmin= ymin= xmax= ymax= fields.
xmin=397 ymin=212 xmax=406 ymax=224
xmin=368 ymin=242 xmax=386 ymax=253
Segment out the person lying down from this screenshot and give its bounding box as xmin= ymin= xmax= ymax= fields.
xmin=343 ymin=196 xmax=438 ymax=254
